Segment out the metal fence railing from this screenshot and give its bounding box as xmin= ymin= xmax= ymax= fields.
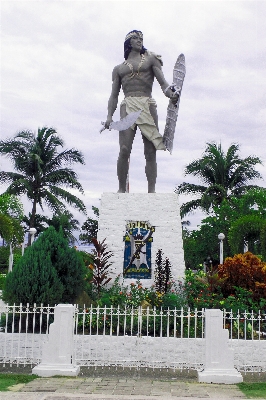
xmin=223 ymin=310 xmax=266 ymax=340
xmin=0 ymin=303 xmax=54 ymax=366
xmin=74 ymin=306 xmax=205 ymax=338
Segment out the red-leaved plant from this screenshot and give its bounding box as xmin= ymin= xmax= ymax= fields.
xmin=90 ymin=238 xmax=113 ymax=297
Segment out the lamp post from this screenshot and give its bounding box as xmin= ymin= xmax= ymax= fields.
xmin=29 ymin=227 xmax=37 ymax=245
xmin=218 ymin=233 xmax=225 ymax=265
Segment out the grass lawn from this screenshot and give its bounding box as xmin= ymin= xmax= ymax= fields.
xmin=238 ymin=382 xmax=266 ymax=398
xmin=0 ymin=374 xmax=38 ymax=391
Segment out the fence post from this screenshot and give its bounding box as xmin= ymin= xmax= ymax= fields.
xmin=32 ymin=304 xmax=79 ymax=377
xmin=198 ymin=309 xmax=242 ymax=384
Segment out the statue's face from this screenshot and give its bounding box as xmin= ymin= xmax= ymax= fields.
xmin=130 ymin=33 xmax=143 ymax=51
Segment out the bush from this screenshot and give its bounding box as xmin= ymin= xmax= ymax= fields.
xmin=218 ymin=252 xmax=266 ymax=301
xmin=181 ymin=253 xmax=266 ymax=312
xmin=3 ymin=226 xmax=87 ymax=305
xmin=3 ymin=248 xmax=63 ymax=305
xmin=0 ymin=273 xmax=6 ymax=290
xmin=0 ymin=246 xmax=9 ymax=271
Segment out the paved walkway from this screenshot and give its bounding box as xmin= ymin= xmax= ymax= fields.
xmin=1 ymin=367 xmax=266 ymax=400
xmin=0 ymin=375 xmax=250 ymax=400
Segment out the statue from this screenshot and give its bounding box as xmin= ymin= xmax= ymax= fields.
xmin=103 ymin=30 xmax=179 ymax=193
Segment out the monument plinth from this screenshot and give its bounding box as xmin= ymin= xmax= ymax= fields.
xmin=97 ymin=193 xmax=185 ymax=287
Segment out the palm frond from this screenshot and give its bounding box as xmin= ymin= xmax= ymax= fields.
xmin=47 ymin=186 xmax=86 ymax=214
xmin=175 ymin=182 xmax=207 ymax=195
xmin=44 ymin=169 xmax=84 ymax=192
xmin=180 ymin=199 xmax=203 ymax=218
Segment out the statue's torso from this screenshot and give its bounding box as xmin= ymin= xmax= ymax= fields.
xmin=117 ymin=53 xmax=155 ymax=98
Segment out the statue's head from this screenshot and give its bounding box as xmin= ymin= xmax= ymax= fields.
xmin=124 ymin=30 xmax=147 ymax=60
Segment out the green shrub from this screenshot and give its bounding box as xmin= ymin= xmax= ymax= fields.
xmin=0 ymin=274 xmax=6 ymax=290
xmin=2 ymin=226 xmax=87 ymax=305
xmin=161 ymin=292 xmax=186 ymax=310
xmin=0 ymin=246 xmax=10 ymax=272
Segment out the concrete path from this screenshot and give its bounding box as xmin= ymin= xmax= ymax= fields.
xmin=1 ymin=367 xmax=266 ymax=400
xmin=0 ymin=376 xmax=250 ymax=400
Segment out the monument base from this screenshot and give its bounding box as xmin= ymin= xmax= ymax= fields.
xmin=32 ymin=364 xmax=80 ymax=377
xmin=198 ymin=369 xmax=243 ymax=384
xmin=97 ymin=193 xmax=185 ymax=286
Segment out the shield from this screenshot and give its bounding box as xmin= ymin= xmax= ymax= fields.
xmin=163 ymin=54 xmax=186 ymax=154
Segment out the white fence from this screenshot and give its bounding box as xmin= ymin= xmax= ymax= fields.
xmin=0 ymin=304 xmax=53 ymax=366
xmin=0 ymin=304 xmax=266 ymax=372
xmin=73 ymin=306 xmax=205 ymax=370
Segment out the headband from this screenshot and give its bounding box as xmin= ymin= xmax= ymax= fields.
xmin=125 ymin=31 xmax=143 ymax=41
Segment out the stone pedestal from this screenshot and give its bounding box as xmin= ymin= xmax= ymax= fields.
xmin=32 ymin=304 xmax=80 ymax=377
xmin=97 ymin=193 xmax=185 ymax=287
xmin=198 ymin=309 xmax=243 ymax=384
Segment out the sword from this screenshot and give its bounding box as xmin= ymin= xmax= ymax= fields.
xmin=100 ymin=110 xmax=142 ymax=133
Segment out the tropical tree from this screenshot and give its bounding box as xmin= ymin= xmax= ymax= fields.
xmin=176 ymin=142 xmax=263 ymax=217
xmin=22 ymin=213 xmax=48 ymax=237
xmin=182 ymin=188 xmax=266 ymax=268
xmin=44 ymin=210 xmax=80 ymax=245
xmin=0 ymin=194 xmax=24 ymax=244
xmin=0 ymin=127 xmax=86 ymax=242
xmin=23 ymin=210 xmax=80 ymax=245
xmin=79 ymin=206 xmax=99 ymax=245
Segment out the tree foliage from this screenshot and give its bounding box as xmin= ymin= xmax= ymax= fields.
xmin=0 ymin=194 xmax=23 ymax=219
xmin=183 ymin=188 xmax=266 ymax=268
xmin=43 ymin=210 xmax=80 ymax=245
xmin=229 ymin=215 xmax=266 ymax=256
xmin=0 ymin=194 xmax=24 ymax=244
xmin=79 ymin=206 xmax=99 ymax=245
xmin=22 ymin=213 xmax=48 ymax=237
xmin=3 ymin=226 xmax=87 ymax=305
xmin=22 ymin=210 xmax=80 ymax=245
xmin=0 ymin=127 xmax=86 ymax=238
xmin=182 ymin=202 xmax=232 ymax=268
xmin=176 ymin=142 xmax=263 ymax=217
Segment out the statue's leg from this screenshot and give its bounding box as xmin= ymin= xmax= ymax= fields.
xmin=117 ymin=103 xmax=136 ymax=193
xmin=142 ymin=102 xmax=158 ymax=193
xmin=142 ymin=135 xmax=157 ymax=193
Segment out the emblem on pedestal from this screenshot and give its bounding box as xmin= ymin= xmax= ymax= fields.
xmin=123 ymin=221 xmax=155 ymax=279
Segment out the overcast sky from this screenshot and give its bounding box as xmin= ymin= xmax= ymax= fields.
xmin=1 ymin=0 xmax=266 ymax=233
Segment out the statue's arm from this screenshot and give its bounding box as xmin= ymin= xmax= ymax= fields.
xmin=105 ymin=66 xmax=121 ymax=128
xmin=152 ymin=57 xmax=179 ymax=103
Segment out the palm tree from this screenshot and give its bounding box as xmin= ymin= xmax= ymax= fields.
xmin=176 ymin=142 xmax=263 ymax=217
xmin=45 ymin=211 xmax=80 ymax=246
xmin=0 ymin=127 xmax=86 ymax=242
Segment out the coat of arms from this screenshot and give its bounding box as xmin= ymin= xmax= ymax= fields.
xmin=123 ymin=221 xmax=155 ymax=279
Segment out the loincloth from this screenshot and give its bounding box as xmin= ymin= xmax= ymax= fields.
xmin=121 ymin=97 xmax=166 ymax=151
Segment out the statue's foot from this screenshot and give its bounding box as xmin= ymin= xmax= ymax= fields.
xmin=117 ymin=189 xmax=126 ymax=193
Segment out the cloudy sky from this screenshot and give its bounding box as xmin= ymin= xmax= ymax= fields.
xmin=1 ymin=0 xmax=266 ymax=233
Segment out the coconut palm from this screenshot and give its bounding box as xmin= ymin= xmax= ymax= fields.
xmin=45 ymin=210 xmax=80 ymax=246
xmin=0 ymin=127 xmax=86 ymax=238
xmin=176 ymin=142 xmax=263 ymax=217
